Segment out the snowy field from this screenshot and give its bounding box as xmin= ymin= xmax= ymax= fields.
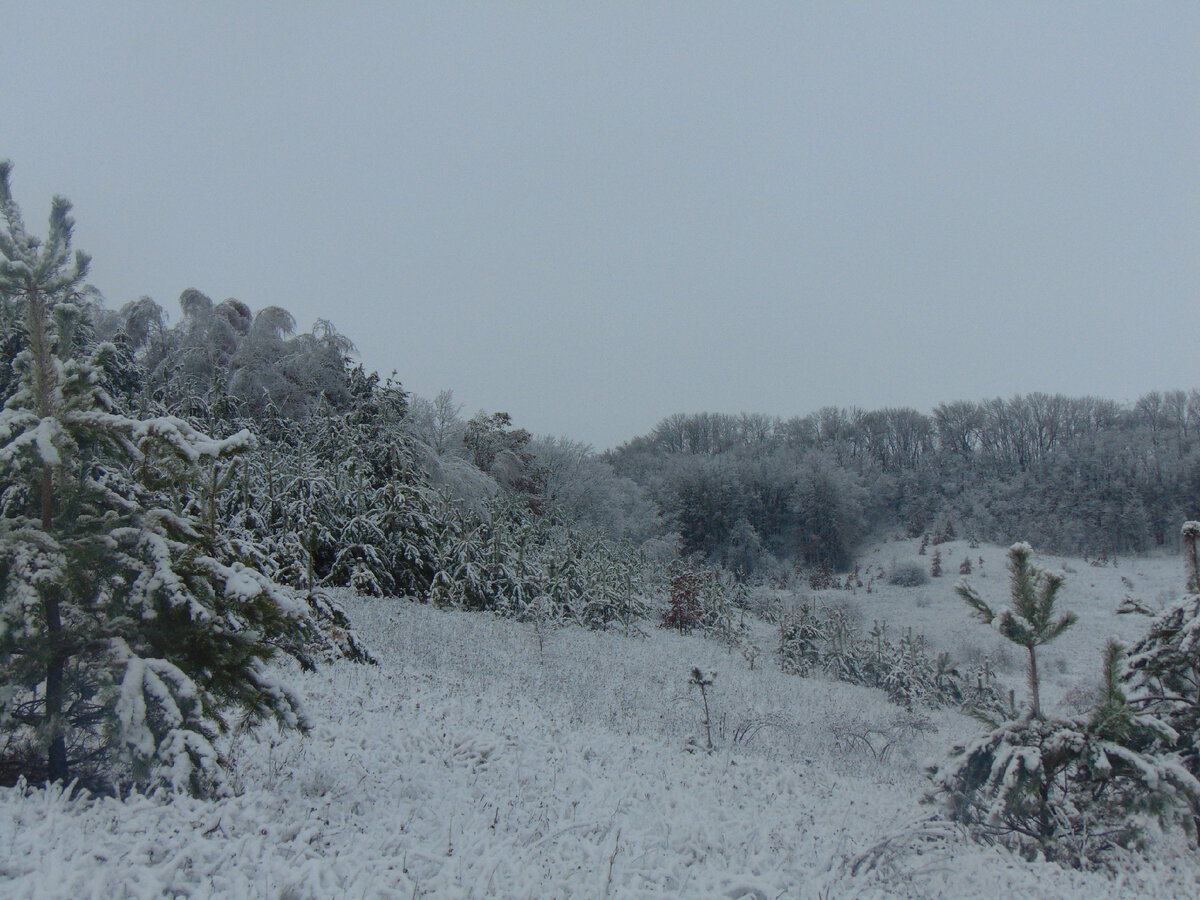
xmin=853 ymin=538 xmax=1187 ymax=714
xmin=2 ymin=541 xmax=1199 ymax=898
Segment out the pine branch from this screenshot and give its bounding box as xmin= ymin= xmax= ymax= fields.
xmin=955 ymin=579 xmax=995 ymax=625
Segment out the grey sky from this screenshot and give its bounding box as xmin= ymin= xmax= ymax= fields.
xmin=6 ymin=3 xmax=1197 ymax=449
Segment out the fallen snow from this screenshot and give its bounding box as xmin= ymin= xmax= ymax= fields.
xmin=2 ymin=541 xmax=1199 ymax=898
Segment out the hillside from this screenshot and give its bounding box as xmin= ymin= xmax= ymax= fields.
xmin=3 ymin=543 xmax=1198 ymax=898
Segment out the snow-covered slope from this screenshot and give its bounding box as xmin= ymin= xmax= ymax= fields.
xmin=854 ymin=537 xmax=1189 ymax=712
xmin=2 ymin=543 xmax=1198 ymax=898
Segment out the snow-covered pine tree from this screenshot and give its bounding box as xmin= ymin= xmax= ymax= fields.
xmin=928 ymin=640 xmax=1200 ymax=866
xmin=0 ymin=162 xmax=312 ymax=795
xmin=931 ymin=538 xmax=1200 ymax=865
xmin=956 ymin=542 xmax=1075 ymax=718
xmin=1123 ymin=521 xmax=1200 ymax=842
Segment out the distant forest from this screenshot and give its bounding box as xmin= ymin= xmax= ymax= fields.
xmin=608 ymin=395 xmax=1200 ymax=575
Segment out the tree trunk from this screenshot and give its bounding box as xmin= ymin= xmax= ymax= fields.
xmin=1027 ymin=645 xmax=1041 ymax=719
xmin=44 ymin=610 xmax=69 ymax=782
xmin=42 ymin=463 xmax=69 ymax=783
xmin=29 ymin=293 xmax=69 ymax=783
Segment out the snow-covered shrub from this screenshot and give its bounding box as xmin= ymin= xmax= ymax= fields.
xmin=228 ymin=396 xmax=442 ymax=602
xmin=1123 ymin=521 xmax=1200 ymax=841
xmin=933 ymin=520 xmax=956 ymax=545
xmin=888 ymin=561 xmax=928 ymax=587
xmin=806 ymin=563 xmax=840 ymax=590
xmin=662 ymin=569 xmax=708 ymax=633
xmin=776 ymin=603 xmax=826 ymax=677
xmin=928 ymin=642 xmax=1200 ymax=868
xmin=304 ymin=590 xmax=376 ymax=665
xmin=660 ymin=565 xmax=746 ymax=647
xmin=829 ymin=709 xmax=936 ymax=764
xmin=933 ymin=538 xmax=1200 ymax=866
xmin=777 ymin=603 xmax=1004 ymax=713
xmin=1128 ymin=589 xmax=1200 ymax=755
xmin=396 ymin=493 xmax=656 ymax=631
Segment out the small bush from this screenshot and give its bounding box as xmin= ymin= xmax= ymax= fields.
xmin=928 ymin=702 xmax=1199 ymax=869
xmin=829 ymin=709 xmax=937 ymax=764
xmin=662 ymin=571 xmax=704 ymax=633
xmin=660 ymin=567 xmax=747 ymax=648
xmin=807 ymin=563 xmax=840 ymax=590
xmin=888 ymin=562 xmax=929 ymax=587
xmin=933 ymin=519 xmax=956 ymax=545
xmin=778 ymin=604 xmax=1005 ymax=713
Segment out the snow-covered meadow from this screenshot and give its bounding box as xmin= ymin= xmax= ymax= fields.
xmin=3 ymin=540 xmax=1199 ymax=898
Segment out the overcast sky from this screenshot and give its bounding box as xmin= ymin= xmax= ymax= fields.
xmin=5 ymin=3 xmax=1198 ymax=449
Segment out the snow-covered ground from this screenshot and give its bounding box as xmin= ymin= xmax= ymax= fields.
xmin=3 ymin=541 xmax=1199 ymax=898
xmin=854 ymin=538 xmax=1190 ymax=713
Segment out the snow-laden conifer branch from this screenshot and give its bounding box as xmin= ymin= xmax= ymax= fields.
xmin=0 ymin=163 xmax=322 ymax=795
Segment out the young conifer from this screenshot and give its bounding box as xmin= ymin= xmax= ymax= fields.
xmin=932 ymin=553 xmax=1200 ymax=866
xmin=928 ymin=639 xmax=1200 ymax=866
xmin=1124 ymin=521 xmax=1200 ymax=842
xmin=955 ymin=542 xmax=1076 ymax=718
xmin=0 ymin=162 xmax=313 ymax=794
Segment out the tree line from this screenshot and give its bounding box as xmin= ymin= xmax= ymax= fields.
xmin=608 ymin=395 xmax=1200 ymax=576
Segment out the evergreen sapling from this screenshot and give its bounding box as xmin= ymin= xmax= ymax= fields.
xmin=0 ymin=163 xmax=315 ymax=794
xmin=955 ymin=542 xmax=1075 ymax=719
xmin=929 ymin=539 xmax=1200 ymax=866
